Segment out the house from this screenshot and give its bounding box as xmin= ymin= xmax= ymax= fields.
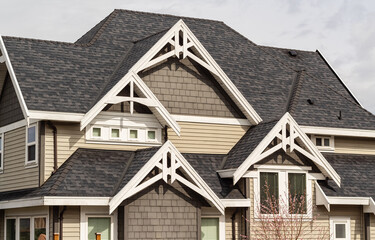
xmin=0 ymin=8 xmax=374 ymax=240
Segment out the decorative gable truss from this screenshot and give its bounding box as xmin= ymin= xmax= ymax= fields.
xmin=81 ymin=19 xmax=262 ymax=133
xmin=109 ymin=140 xmax=225 ymax=214
xmin=233 ymin=112 xmax=341 ymax=186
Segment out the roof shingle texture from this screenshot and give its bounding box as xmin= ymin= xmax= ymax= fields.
xmin=318 ymin=153 xmax=375 ymax=199
xmin=3 ymin=9 xmax=374 ymax=129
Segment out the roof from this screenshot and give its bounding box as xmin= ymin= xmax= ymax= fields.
xmin=318 ymin=153 xmax=375 ymax=199
xmin=223 ymin=120 xmax=278 ymax=169
xmin=0 ymin=147 xmax=244 ymax=202
xmin=2 ymin=9 xmax=375 ymax=130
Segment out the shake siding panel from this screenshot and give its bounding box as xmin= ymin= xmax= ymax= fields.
xmin=335 ymin=136 xmax=375 ymax=155
xmin=0 ymin=127 xmax=39 ymax=192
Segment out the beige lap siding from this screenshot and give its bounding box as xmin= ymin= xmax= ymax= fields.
xmin=62 ymin=206 xmax=80 ymax=240
xmin=44 ymin=122 xmax=146 ymax=181
xmin=0 ymin=127 xmax=39 ymax=192
xmin=335 ymin=136 xmax=375 ymax=155
xmin=168 ymin=122 xmax=249 ymax=154
xmin=371 ymin=214 xmax=375 ymax=239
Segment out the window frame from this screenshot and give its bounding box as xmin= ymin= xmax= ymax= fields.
xmin=128 ymin=129 xmax=139 ymax=141
xmin=25 ymin=123 xmax=38 ymax=167
xmin=91 ymin=126 xmax=103 ymax=139
xmin=109 ymin=127 xmax=121 ymax=140
xmin=146 ymin=129 xmax=157 ymax=142
xmin=311 ymin=135 xmax=334 ymax=152
xmin=0 ymin=132 xmax=3 ymax=173
xmin=5 ymin=215 xmax=49 ymax=240
xmin=200 ymin=215 xmax=225 ymax=240
xmin=330 ymin=216 xmax=350 ymax=240
xmin=254 ymin=165 xmax=312 ymax=219
xmin=80 ymin=206 xmax=117 ymax=240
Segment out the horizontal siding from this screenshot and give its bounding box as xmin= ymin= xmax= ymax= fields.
xmin=44 ymin=123 xmax=147 ymax=181
xmin=63 ymin=206 xmax=80 ymax=240
xmin=335 ymin=136 xmax=375 ymax=155
xmin=371 ymin=214 xmax=375 ymax=240
xmin=168 ymin=122 xmax=249 ymax=154
xmin=0 ymin=127 xmax=39 ymax=192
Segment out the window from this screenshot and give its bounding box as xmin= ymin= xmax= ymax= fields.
xmin=288 ymin=173 xmax=306 ymax=214
xmin=6 ymin=216 xmax=47 ymax=240
xmin=311 ymin=135 xmax=334 ymax=151
xmin=260 ymin=172 xmax=279 ymax=213
xmin=129 ymin=129 xmax=138 ymax=140
xmin=26 ymin=124 xmax=38 ymax=165
xmin=201 ymin=218 xmax=219 ymax=240
xmin=0 ymin=133 xmax=3 ymax=172
xmin=88 ymin=217 xmax=111 ymax=240
xmin=110 ymin=128 xmax=120 ymax=139
xmin=92 ymin=127 xmax=102 ymax=138
xmin=147 ymin=130 xmax=156 ymax=141
xmin=330 ymin=217 xmax=350 ymax=240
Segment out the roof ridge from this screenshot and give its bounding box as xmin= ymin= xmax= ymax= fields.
xmin=259 ymin=45 xmax=315 ymax=54
xmin=114 ymin=9 xmax=224 ymax=23
xmin=111 ymin=152 xmax=135 ymax=196
xmin=2 ymin=36 xmax=74 ymax=46
xmin=133 ymin=28 xmax=169 ymax=43
xmin=286 ymin=70 xmax=305 ymax=114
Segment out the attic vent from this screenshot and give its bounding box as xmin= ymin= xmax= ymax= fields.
xmin=307 ymin=99 xmax=314 ymax=105
xmin=288 ymin=50 xmax=298 ymax=57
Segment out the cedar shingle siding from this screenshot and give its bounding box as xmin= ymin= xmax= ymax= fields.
xmin=0 ymin=74 xmax=23 ymax=127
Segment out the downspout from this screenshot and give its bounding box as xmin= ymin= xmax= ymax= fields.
xmin=59 ymin=206 xmax=66 ymax=240
xmin=364 ymin=212 xmax=370 ymax=240
xmin=47 ymin=121 xmax=58 ymax=173
xmin=164 ymin=125 xmax=168 ymax=142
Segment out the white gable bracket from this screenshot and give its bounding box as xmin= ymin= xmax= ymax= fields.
xmin=233 ymin=112 xmax=341 ymax=187
xmin=109 ymin=140 xmax=225 ymax=214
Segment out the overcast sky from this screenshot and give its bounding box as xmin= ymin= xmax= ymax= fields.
xmin=1 ymin=0 xmax=374 ymax=114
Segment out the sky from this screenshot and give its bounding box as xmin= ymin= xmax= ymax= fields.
xmin=0 ymin=0 xmax=374 ymax=114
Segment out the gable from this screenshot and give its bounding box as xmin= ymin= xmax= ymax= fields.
xmin=139 ymin=55 xmax=245 ymax=118
xmin=0 ymin=74 xmax=24 ymax=127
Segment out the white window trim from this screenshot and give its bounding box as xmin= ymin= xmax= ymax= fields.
xmin=201 ymin=215 xmax=225 ymax=240
xmin=311 ymin=135 xmax=335 ymax=152
xmin=80 ymin=207 xmax=117 ymax=240
xmin=5 ymin=215 xmax=49 ymax=240
xmin=128 ymin=129 xmax=139 ymax=141
xmin=330 ymin=216 xmax=351 ymax=240
xmin=253 ymin=167 xmax=312 ymax=219
xmin=91 ymin=126 xmax=103 ymax=139
xmin=146 ymin=129 xmax=157 ymax=142
xmin=0 ymin=132 xmax=3 ymax=173
xmin=25 ymin=123 xmax=38 ymax=167
xmin=109 ymin=127 xmax=121 ymax=140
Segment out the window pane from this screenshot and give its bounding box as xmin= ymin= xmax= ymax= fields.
xmin=88 ymin=217 xmax=111 ymax=240
xmin=92 ymin=128 xmax=101 ymax=137
xmin=148 ymin=131 xmax=156 ymax=140
xmin=20 ymin=218 xmax=30 ymax=240
xmin=111 ymin=129 xmax=120 ymax=138
xmin=260 ymin=172 xmax=279 ymax=214
xmin=201 ymin=218 xmax=219 ymax=240
xmin=129 ymin=130 xmax=138 ymax=139
xmin=0 ymin=137 xmax=2 ymax=151
xmin=34 ymin=217 xmax=46 ymax=240
xmin=28 ymin=145 xmax=36 ymax=162
xmin=335 ymin=223 xmax=346 ymax=238
xmin=324 ymin=138 xmax=330 ymax=147
xmin=28 ymin=126 xmax=36 ymax=143
xmin=6 ymin=219 xmax=16 ymax=240
xmin=316 ymin=138 xmax=322 ymax=146
xmin=288 ymin=173 xmax=306 ymax=214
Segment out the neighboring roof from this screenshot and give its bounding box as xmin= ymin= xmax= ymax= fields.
xmin=318 ymin=153 xmax=375 ymax=199
xmin=223 ymin=120 xmax=278 ymax=169
xmin=183 ymin=153 xmax=244 ymax=199
xmin=2 ymin=9 xmax=375 ymax=130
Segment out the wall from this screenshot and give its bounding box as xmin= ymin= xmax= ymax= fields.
xmin=0 ymin=126 xmax=39 ymax=192
xmin=335 ymin=136 xmax=375 ymax=155
xmin=371 ymin=214 xmax=375 ymax=240
xmin=168 ymin=122 xmax=249 ymax=154
xmin=63 ymin=206 xmax=80 ymax=240
xmin=139 ymin=56 xmax=245 ymax=118
xmin=124 ymin=180 xmax=200 ymax=240
xmin=0 ymin=75 xmax=24 ymax=127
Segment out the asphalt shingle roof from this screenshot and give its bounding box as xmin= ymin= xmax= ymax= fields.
xmin=318 ymin=153 xmax=375 ymax=199
xmin=2 ymin=9 xmax=374 ymax=130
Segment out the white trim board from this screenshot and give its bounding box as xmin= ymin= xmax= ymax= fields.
xmin=301 ymin=125 xmax=375 ymax=138
xmin=172 ymin=114 xmax=251 ymax=126
xmin=232 ymin=112 xmax=341 ymax=186
xmin=0 ymin=119 xmax=26 ymax=134
xmin=221 ymin=199 xmax=251 ymax=207
xmin=0 ymin=36 xmax=29 ymax=122
xmin=28 ymin=110 xmax=84 ymax=122
xmin=109 ymin=140 xmax=225 ymax=214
